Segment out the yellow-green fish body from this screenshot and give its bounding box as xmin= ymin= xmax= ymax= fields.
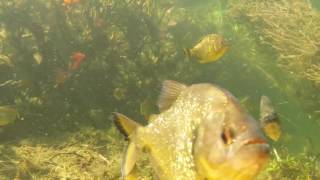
xmin=0 ymin=106 xmax=18 ymax=126
xmin=114 ymin=80 xmax=269 ymax=180
xmin=187 ymin=34 xmax=228 ymax=63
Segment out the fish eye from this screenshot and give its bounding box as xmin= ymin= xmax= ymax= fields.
xmin=221 ymin=127 xmax=235 ymax=145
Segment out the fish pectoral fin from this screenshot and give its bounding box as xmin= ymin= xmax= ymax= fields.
xmin=263 ymin=122 xmax=281 ymax=141
xmin=122 ymin=142 xmax=139 ymax=179
xmin=259 ymin=96 xmax=281 ymax=141
xmin=114 ymin=113 xmax=143 ymax=179
xmin=259 ymin=96 xmax=275 ymax=117
xmin=113 ymin=112 xmax=142 ymax=140
xmin=184 ymin=48 xmax=192 ymax=60
xmin=157 ymin=80 xmax=187 ymax=112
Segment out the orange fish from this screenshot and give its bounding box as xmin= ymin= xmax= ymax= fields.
xmin=63 ymin=0 xmax=80 ymax=6
xmin=69 ymin=52 xmax=86 ymax=70
xmin=54 ymin=52 xmax=86 ymax=86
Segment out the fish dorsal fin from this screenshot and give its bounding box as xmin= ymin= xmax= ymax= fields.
xmin=157 ymin=80 xmax=187 ymax=112
xmin=113 ymin=112 xmax=142 ymax=140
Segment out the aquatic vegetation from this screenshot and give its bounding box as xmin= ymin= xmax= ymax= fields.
xmin=0 ymin=126 xmax=317 ymax=179
xmin=227 ymin=0 xmax=320 ymax=126
xmin=228 ymin=0 xmax=320 ymax=74
xmin=305 ymin=64 xmax=320 ymax=85
xmin=0 ymin=0 xmax=319 ymax=179
xmin=0 ymin=106 xmax=19 ymax=126
xmin=257 ymin=150 xmax=320 ymax=179
xmin=0 ymin=0 xmax=227 ymax=138
xmin=0 ymin=127 xmax=124 ymax=179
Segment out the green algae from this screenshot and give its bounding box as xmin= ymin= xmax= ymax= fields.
xmin=0 ymin=0 xmax=319 ymax=179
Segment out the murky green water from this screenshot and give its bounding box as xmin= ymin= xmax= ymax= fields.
xmin=0 ymin=0 xmax=319 ymax=179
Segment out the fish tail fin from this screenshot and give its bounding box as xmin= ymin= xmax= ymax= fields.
xmin=113 ymin=113 xmax=142 ymax=179
xmin=184 ymin=48 xmax=192 ymax=60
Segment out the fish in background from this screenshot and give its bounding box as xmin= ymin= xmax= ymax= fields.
xmin=63 ymin=0 xmax=80 ymax=6
xmin=33 ymin=52 xmax=43 ymax=65
xmin=114 ymin=80 xmax=270 ymax=180
xmin=69 ymin=52 xmax=86 ymax=71
xmin=55 ymin=52 xmax=86 ymax=86
xmin=0 ymin=54 xmax=13 ymax=67
xmin=185 ymin=33 xmax=229 ymax=64
xmin=260 ymin=95 xmax=281 ymax=141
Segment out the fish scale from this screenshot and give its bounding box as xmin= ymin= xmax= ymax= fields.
xmin=114 ymin=80 xmax=271 ymax=180
xmin=135 ymin=93 xmax=204 ymax=179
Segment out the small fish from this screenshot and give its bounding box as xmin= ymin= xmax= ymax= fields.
xmin=69 ymin=52 xmax=86 ymax=70
xmin=114 ymin=80 xmax=269 ymax=180
xmin=0 ymin=106 xmax=19 ymax=126
xmin=260 ymin=96 xmax=281 ymax=141
xmin=54 ymin=52 xmax=86 ymax=86
xmin=0 ymin=54 xmax=13 ymax=67
xmin=33 ymin=52 xmax=43 ymax=65
xmin=63 ymin=0 xmax=80 ymax=6
xmin=185 ymin=34 xmax=229 ymax=63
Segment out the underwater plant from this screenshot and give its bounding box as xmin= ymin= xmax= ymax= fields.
xmin=227 ymin=0 xmax=320 ymax=125
xmin=0 ymin=0 xmax=319 ymax=179
xmin=0 ymin=0 xmax=193 ymax=134
xmin=257 ymin=149 xmax=320 ymax=179
xmin=228 ymin=0 xmax=320 ymax=73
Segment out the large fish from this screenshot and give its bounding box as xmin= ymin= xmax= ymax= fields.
xmin=114 ymin=80 xmax=270 ymax=180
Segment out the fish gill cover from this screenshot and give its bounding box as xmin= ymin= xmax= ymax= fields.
xmin=0 ymin=0 xmax=319 ymax=179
